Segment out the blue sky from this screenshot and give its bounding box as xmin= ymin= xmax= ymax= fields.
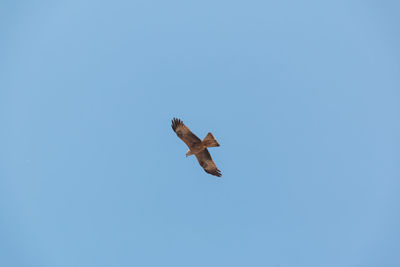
xmin=1 ymin=1 xmax=400 ymax=266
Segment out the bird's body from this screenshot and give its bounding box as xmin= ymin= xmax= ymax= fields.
xmin=185 ymin=142 xmax=207 ymax=157
xmin=171 ymin=118 xmax=222 ymax=177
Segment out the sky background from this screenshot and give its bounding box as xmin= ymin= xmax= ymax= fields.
xmin=1 ymin=1 xmax=400 ymax=266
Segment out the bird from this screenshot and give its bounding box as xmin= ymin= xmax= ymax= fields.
xmin=171 ymin=118 xmax=222 ymax=177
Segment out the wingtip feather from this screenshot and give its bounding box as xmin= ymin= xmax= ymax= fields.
xmin=171 ymin=117 xmax=183 ymax=131
xmin=205 ymin=168 xmax=222 ymax=177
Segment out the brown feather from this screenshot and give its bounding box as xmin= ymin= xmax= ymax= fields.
xmin=171 ymin=118 xmax=201 ymax=148
xmin=195 ymin=149 xmax=222 ymax=177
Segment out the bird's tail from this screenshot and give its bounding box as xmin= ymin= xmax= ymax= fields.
xmin=202 ymin=132 xmax=220 ymax=148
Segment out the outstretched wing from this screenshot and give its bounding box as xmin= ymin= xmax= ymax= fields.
xmin=171 ymin=118 xmax=201 ymax=148
xmin=195 ymin=149 xmax=222 ymax=177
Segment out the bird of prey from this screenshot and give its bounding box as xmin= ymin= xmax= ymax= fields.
xmin=171 ymin=118 xmax=222 ymax=177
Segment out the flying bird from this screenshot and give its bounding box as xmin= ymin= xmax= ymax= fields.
xmin=171 ymin=118 xmax=222 ymax=177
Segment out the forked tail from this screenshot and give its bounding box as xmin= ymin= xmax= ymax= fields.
xmin=202 ymin=132 xmax=220 ymax=148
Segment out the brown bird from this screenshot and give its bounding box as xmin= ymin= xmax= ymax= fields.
xmin=171 ymin=118 xmax=222 ymax=177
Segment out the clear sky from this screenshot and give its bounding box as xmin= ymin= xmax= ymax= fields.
xmin=1 ymin=1 xmax=400 ymax=266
